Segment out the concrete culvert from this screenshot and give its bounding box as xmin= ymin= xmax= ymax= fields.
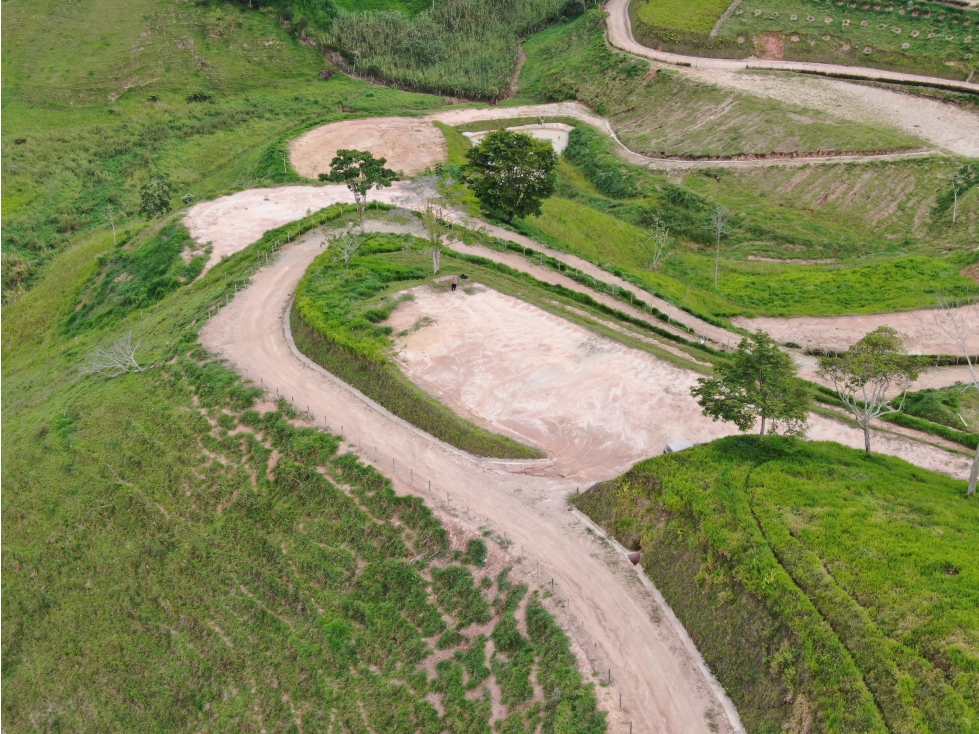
xmin=627 ymin=552 xmax=642 ymax=565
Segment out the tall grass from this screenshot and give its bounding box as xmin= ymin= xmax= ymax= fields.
xmin=325 ymin=0 xmax=587 ymax=99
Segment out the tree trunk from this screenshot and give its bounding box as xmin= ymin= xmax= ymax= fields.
xmin=759 ymin=415 xmax=766 ymax=437
xmin=864 ymin=421 xmax=872 ymax=457
xmin=508 ymin=212 xmax=515 ymax=225
xmin=968 ymin=439 xmax=979 ymax=497
xmin=714 ymin=237 xmax=720 ymax=289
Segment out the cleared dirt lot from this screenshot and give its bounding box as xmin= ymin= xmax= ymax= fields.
xmin=387 ymin=282 xmax=734 ymax=480
xmin=290 ymin=117 xmax=448 ymax=179
xmin=734 ymin=308 xmax=979 ymax=356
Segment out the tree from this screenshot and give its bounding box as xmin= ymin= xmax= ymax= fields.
xmin=419 ymin=194 xmax=463 ymax=274
xmin=463 ymin=130 xmax=557 ymax=225
xmin=139 ymin=175 xmax=173 ymax=218
xmin=319 ymin=149 xmax=399 ymax=230
xmin=691 ymin=330 xmax=810 ymax=437
xmin=327 ymin=228 xmax=362 ymax=269
xmin=705 ymin=205 xmax=732 ymax=289
xmin=818 ymin=326 xmax=921 ymax=456
xmin=644 ymin=217 xmax=672 ymax=269
xmin=934 ymin=298 xmax=979 ymax=496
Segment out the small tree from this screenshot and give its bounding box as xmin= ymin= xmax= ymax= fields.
xmin=934 ymin=298 xmax=979 ymax=496
xmin=691 ymin=330 xmax=810 ymax=437
xmin=328 ymin=228 xmax=362 ymax=269
xmin=705 ymin=205 xmax=732 ymax=289
xmin=420 ymin=195 xmax=462 ymax=274
xmin=319 ymin=149 xmax=399 ymax=230
xmin=463 ymin=130 xmax=557 ymax=225
xmin=818 ymin=326 xmax=921 ymax=456
xmin=644 ymin=217 xmax=673 ymax=269
xmin=139 ymin=175 xmax=173 ymax=218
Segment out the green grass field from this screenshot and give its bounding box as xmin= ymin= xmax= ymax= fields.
xmin=519 ymin=11 xmax=923 ymax=157
xmin=1 ymin=0 xmax=446 ymax=296
xmin=632 ymin=0 xmax=978 ymax=79
xmin=573 ymin=436 xmax=978 ymax=734
xmin=636 ymin=0 xmax=732 ymax=34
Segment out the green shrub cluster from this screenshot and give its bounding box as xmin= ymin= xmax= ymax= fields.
xmin=64 ymin=222 xmax=206 ymax=334
xmin=573 ymin=437 xmax=978 ymax=733
xmin=563 ymin=126 xmax=639 ymax=199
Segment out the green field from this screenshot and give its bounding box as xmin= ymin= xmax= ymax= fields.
xmin=519 ymin=11 xmax=923 ymax=157
xmin=573 ymin=437 xmax=978 ymax=734
xmin=636 ymin=0 xmax=732 ymax=34
xmin=632 ymin=0 xmax=979 ymax=79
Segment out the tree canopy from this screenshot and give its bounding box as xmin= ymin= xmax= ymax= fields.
xmin=818 ymin=326 xmax=920 ymax=456
xmin=319 ymin=149 xmax=399 ymax=228
xmin=691 ymin=330 xmax=810 ymax=437
xmin=462 ymin=130 xmax=557 ymax=224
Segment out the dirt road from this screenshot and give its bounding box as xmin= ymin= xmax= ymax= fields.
xmin=200 ymin=226 xmax=746 ymax=734
xmin=197 ymin=207 xmax=971 ymax=731
xmin=185 ymin=184 xmax=975 ymax=360
xmin=604 ymin=0 xmax=979 ymax=158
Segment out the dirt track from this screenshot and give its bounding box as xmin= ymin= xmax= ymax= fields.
xmin=604 ymin=0 xmax=979 ymax=158
xmin=286 ymin=102 xmax=942 ymax=176
xmin=199 ymin=220 xmax=971 ymax=734
xmin=185 ymin=184 xmax=977 ymax=360
xmin=200 ymin=226 xmax=746 ymax=734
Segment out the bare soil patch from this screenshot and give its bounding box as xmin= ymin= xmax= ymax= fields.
xmin=289 ymin=117 xmax=448 ymax=179
xmin=386 ymin=283 xmax=734 ymax=480
xmin=734 ymin=306 xmax=979 ymax=355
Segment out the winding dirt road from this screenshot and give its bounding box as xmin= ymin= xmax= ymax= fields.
xmin=604 ymin=0 xmax=979 ymax=158
xmin=200 ymin=225 xmax=746 ymax=734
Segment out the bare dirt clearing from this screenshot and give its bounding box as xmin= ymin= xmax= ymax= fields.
xmin=290 ymin=117 xmax=448 ymax=178
xmin=387 ymin=283 xmax=734 ymax=480
xmin=735 ymin=307 xmax=979 ymax=355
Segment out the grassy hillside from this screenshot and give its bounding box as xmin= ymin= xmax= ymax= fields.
xmin=325 ymin=0 xmax=591 ymax=99
xmin=1 ymin=0 xmax=444 ymax=297
xmin=1 ymin=198 xmax=606 ymax=732
xmin=519 ymin=11 xmax=923 ymax=157
xmin=501 ymin=121 xmax=976 ymax=319
xmin=573 ymin=437 xmax=978 ymax=734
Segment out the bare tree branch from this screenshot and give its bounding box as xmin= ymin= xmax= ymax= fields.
xmin=79 ymin=332 xmax=144 ymax=378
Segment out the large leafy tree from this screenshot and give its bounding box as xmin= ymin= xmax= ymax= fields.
xmin=692 ymin=330 xmax=810 ymax=437
xmin=139 ymin=175 xmax=173 ymax=219
xmin=818 ymin=326 xmax=921 ymax=457
xmin=319 ymin=149 xmax=399 ymax=229
xmin=463 ymin=130 xmax=557 ymax=224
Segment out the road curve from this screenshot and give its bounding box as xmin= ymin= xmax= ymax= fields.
xmin=604 ymin=0 xmax=979 ymax=94
xmin=200 ymin=226 xmax=746 ymax=734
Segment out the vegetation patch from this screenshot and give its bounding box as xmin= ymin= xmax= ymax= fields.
xmin=324 ymin=0 xmax=594 ymax=100
xmin=573 ymin=436 xmax=978 ymax=733
xmin=519 ymin=11 xmax=922 ymax=157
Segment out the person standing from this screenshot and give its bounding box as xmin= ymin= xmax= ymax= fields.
xmin=451 ymin=276 xmax=458 ymax=293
